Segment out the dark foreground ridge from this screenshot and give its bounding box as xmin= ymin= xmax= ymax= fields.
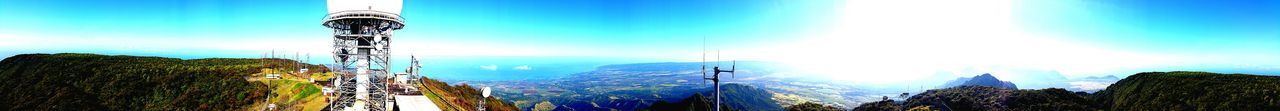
xmin=853 ymin=71 xmax=1280 ymax=111
xmin=1093 ymin=71 xmax=1280 ymax=110
xmin=644 ymin=83 xmax=781 ymax=111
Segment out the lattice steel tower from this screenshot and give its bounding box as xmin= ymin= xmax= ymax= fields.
xmin=323 ymin=0 xmax=403 ymax=111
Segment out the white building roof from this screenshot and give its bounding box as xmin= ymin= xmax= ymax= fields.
xmin=394 ymin=95 xmax=441 ymax=111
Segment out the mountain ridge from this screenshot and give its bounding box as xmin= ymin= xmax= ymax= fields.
xmin=944 ymin=73 xmax=1018 ymax=89
xmin=855 ymin=71 xmax=1280 ymax=111
xmin=645 ymin=83 xmax=782 ymax=111
xmin=1093 ymin=71 xmax=1280 ymax=110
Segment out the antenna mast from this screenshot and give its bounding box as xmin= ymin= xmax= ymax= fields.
xmin=702 ymin=37 xmax=736 ymax=111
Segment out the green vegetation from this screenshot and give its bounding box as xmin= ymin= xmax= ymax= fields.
xmin=855 ymin=71 xmax=1280 ymax=111
xmin=645 ymin=93 xmax=724 ymax=111
xmin=532 ymin=101 xmax=556 ymax=111
xmin=0 ymin=53 xmax=332 ymax=110
xmin=715 ymin=84 xmax=783 ymax=110
xmin=7 ymin=53 xmax=1274 ymax=111
xmin=851 ymin=100 xmax=901 ymax=111
xmin=1093 ymin=71 xmax=1280 ymax=110
xmin=243 ymin=56 xmax=332 ymax=111
xmin=255 ymin=79 xmax=328 ymax=111
xmin=418 ymin=78 xmax=521 ymax=111
xmin=1005 ymin=88 xmax=1098 ymax=110
xmin=905 ymin=106 xmax=936 ymax=111
xmin=856 ymin=86 xmax=1098 ymax=111
xmin=786 ymin=102 xmax=843 ymax=111
xmin=645 ymin=83 xmax=780 ymax=111
xmin=0 ymin=53 xmax=273 ymax=110
xmin=294 ymin=83 xmax=321 ymax=101
xmin=901 ymin=86 xmax=1014 ymax=110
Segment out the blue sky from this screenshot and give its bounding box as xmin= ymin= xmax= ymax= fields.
xmin=0 ymin=0 xmax=830 ymax=58
xmin=1 ymin=0 xmax=1278 ymax=83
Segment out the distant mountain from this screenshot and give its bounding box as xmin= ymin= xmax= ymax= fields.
xmin=645 ymin=83 xmax=782 ymax=111
xmin=943 ymin=73 xmax=1018 ymax=89
xmin=1007 ymin=70 xmax=1069 ymax=89
xmin=855 ymin=86 xmax=1100 ymax=111
xmin=857 ymin=71 xmax=1280 ymax=111
xmin=1093 ymin=71 xmax=1280 ymax=110
xmin=940 ymin=77 xmax=970 ymax=88
xmin=932 ymin=67 xmax=1071 ymax=89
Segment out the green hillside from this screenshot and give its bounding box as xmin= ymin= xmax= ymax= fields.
xmin=645 ymin=93 xmax=721 ymax=111
xmin=1093 ymin=71 xmax=1280 ymax=110
xmin=851 ymin=100 xmax=901 ymax=111
xmin=854 ymin=71 xmax=1280 ymax=111
xmin=876 ymin=86 xmax=1098 ymax=111
xmin=0 ymin=53 xmax=316 ymax=110
xmin=418 ymin=78 xmax=521 ymax=111
xmin=786 ymin=102 xmax=843 ymax=111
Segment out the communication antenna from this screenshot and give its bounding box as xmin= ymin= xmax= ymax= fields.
xmin=479 ymin=87 xmax=492 ymax=111
xmin=322 ymin=0 xmax=404 ymax=110
xmin=701 ymin=37 xmax=736 ymax=111
xmin=296 ymin=51 xmax=300 ymax=73
xmin=407 ymin=55 xmax=422 ymax=79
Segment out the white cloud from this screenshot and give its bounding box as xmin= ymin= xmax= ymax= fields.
xmin=512 ymin=65 xmax=532 ymax=70
xmin=1069 ymin=81 xmax=1113 ymax=91
xmin=479 ymin=64 xmax=499 ymax=71
xmin=0 ymin=34 xmax=24 ymax=47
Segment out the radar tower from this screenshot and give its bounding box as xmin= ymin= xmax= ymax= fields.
xmin=322 ymin=0 xmax=404 ymax=111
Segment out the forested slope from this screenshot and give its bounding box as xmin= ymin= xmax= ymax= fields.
xmin=853 ymin=71 xmax=1280 ymax=111
xmin=0 ymin=53 xmax=318 ymax=110
xmin=1093 ymin=71 xmax=1280 ymax=110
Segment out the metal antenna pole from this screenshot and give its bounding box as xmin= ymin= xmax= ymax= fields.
xmin=296 ymin=52 xmax=300 ymax=73
xmin=701 ymin=36 xmax=737 ymax=111
xmin=714 ymin=69 xmax=720 ymax=111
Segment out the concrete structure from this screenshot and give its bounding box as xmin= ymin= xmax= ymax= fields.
xmin=393 ymin=73 xmax=411 ymax=84
xmin=394 ymin=96 xmax=440 ymax=111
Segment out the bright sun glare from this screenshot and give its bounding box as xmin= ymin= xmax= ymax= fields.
xmin=734 ymin=0 xmax=1181 ymax=84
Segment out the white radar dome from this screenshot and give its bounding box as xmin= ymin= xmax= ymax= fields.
xmin=327 ymin=0 xmax=403 ymax=14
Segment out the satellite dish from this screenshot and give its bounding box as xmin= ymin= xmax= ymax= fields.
xmin=482 ymin=87 xmax=492 ymax=97
xmin=327 ymin=0 xmax=403 ymax=14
